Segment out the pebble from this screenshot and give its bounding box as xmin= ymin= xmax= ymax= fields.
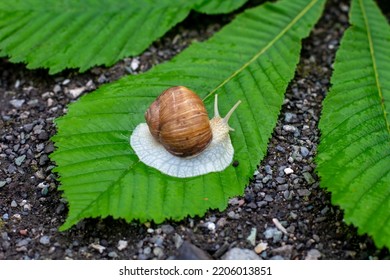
xmin=297 ymin=189 xmax=311 ymax=197
xmin=90 ymin=243 xmax=106 ymax=253
xmin=176 ymin=241 xmax=211 ymax=260
xmin=117 ymin=240 xmax=128 ymax=251
xmin=39 ymin=235 xmax=50 ymax=245
xmin=276 ymin=177 xmax=286 ymax=184
xmin=284 ymin=112 xmax=296 ymax=122
xmin=305 ymin=249 xmax=322 ymax=260
xmin=68 ymin=87 xmax=85 ymax=99
xmin=263 ymin=227 xmax=283 ymax=243
xmin=303 ymin=172 xmax=315 ymax=184
xmin=0 ymin=181 xmax=7 ymax=188
xmin=222 ymin=248 xmax=261 ymax=260
xmin=153 ymin=247 xmax=164 ymax=258
xmin=173 ymin=233 xmax=183 ymax=249
xmin=15 ymin=155 xmax=26 ymax=166
xmin=9 ymin=99 xmax=25 ymax=108
xmin=300 ymin=146 xmax=310 ymax=157
xmin=254 ymin=242 xmax=268 ymax=254
xmin=39 ymin=154 xmax=49 ymax=165
xmin=131 ymin=58 xmax=140 ymax=70
xmin=108 ymin=251 xmax=118 ymax=258
xmin=161 ymin=224 xmax=174 ymax=234
xmin=277 ymin=184 xmax=288 ymax=191
xmin=53 ymin=84 xmax=61 ymax=93
xmin=264 ymin=165 xmax=273 ymax=175
xmin=11 ymin=200 xmax=18 ymax=207
xmin=271 ymin=245 xmax=293 ymax=259
xmin=206 ymin=222 xmax=216 ymax=232
xmin=16 ymin=238 xmax=31 ymax=247
xmin=272 ymin=218 xmax=288 ymax=235
xmin=283 ymin=125 xmax=297 ymax=133
xmin=284 ymin=167 xmax=294 ymax=175
xmin=246 ymin=227 xmax=257 ymax=246
xmin=227 ymin=211 xmax=240 ymax=219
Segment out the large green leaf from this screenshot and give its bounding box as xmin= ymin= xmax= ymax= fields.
xmin=317 ymin=0 xmax=390 ymax=248
xmin=51 ymin=0 xmax=326 ymax=230
xmin=0 ymin=0 xmax=247 ymax=74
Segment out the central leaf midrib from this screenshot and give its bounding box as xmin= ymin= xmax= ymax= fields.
xmin=203 ymin=0 xmax=319 ymax=101
xmin=359 ymin=0 xmax=390 ymax=134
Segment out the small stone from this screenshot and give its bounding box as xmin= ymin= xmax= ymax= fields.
xmin=276 ymin=177 xmax=286 ymax=184
xmin=222 ymin=248 xmax=261 ymax=260
xmin=277 ymin=184 xmax=288 ymax=191
xmin=206 ymin=222 xmax=215 ymax=232
xmin=161 ymin=224 xmax=174 ymax=234
xmin=272 ymin=218 xmax=288 ymax=235
xmin=176 ymin=241 xmax=211 ymax=260
xmin=271 ymin=245 xmax=293 ymax=259
xmin=263 ymin=227 xmax=283 ymax=243
xmin=276 ymin=145 xmax=285 ymax=152
xmin=153 ymin=247 xmax=164 ymax=258
xmin=262 ymin=175 xmax=272 ymax=183
xmin=39 ymin=154 xmax=49 ymax=166
xmin=27 ymin=99 xmax=39 ymax=106
xmin=300 ymin=146 xmax=310 ymax=157
xmin=10 ymin=99 xmax=25 ymax=108
xmin=303 ymin=172 xmax=315 ymax=184
xmin=38 ymin=131 xmax=49 ymax=140
xmin=284 ymin=167 xmax=294 ymax=175
xmin=44 ymin=143 xmax=55 ymax=153
xmin=15 ymin=155 xmax=26 ymax=166
xmin=254 ymin=242 xmax=268 ymax=254
xmin=305 ymin=249 xmax=322 ymax=260
xmin=173 ymin=233 xmax=183 ymax=249
xmin=53 ymin=84 xmax=61 ymax=93
xmin=39 ymin=235 xmax=50 ymax=245
xmin=1 ymin=232 xmax=9 ymax=240
xmin=284 ymin=112 xmax=296 ymax=122
xmin=227 ymin=211 xmax=240 ymax=219
xmin=11 ymin=200 xmax=18 ymax=207
xmin=108 ymin=251 xmax=118 ymax=258
xmin=117 ymin=240 xmax=128 ymax=251
xmin=0 ymin=181 xmax=6 ymax=188
xmin=19 ymin=229 xmax=28 ymax=236
xmin=16 ymin=238 xmax=31 ymax=247
xmin=283 ymin=125 xmax=297 ymax=133
xmin=246 ymin=227 xmax=257 ymax=246
xmin=264 ymin=165 xmax=273 ymax=175
xmin=90 ymin=243 xmax=106 ymax=253
xmin=23 ymin=123 xmax=34 ymax=133
xmin=264 ymin=195 xmax=273 ymax=202
xmin=290 ymin=212 xmax=298 ymax=219
xmin=62 ymin=79 xmax=71 ymax=85
xmin=297 ymin=189 xmax=311 ymax=197
xmin=69 ymin=87 xmax=85 ymax=99
xmin=130 ymin=58 xmax=140 ymax=70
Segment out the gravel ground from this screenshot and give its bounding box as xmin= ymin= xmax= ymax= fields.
xmin=1 ymin=0 xmax=389 ymax=260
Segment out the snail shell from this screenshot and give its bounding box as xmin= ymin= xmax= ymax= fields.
xmin=130 ymin=86 xmax=241 ymax=178
xmin=145 ymin=86 xmax=212 ymax=157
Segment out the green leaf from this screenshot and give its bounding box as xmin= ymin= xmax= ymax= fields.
xmin=51 ymin=0 xmax=326 ymax=230
xmin=0 ymin=0 xmax=247 ymax=74
xmin=317 ymin=0 xmax=390 ymax=248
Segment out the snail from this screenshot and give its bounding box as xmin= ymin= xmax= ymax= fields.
xmin=130 ymin=86 xmax=241 ymax=178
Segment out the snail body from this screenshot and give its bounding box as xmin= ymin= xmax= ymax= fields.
xmin=130 ymin=86 xmax=241 ymax=178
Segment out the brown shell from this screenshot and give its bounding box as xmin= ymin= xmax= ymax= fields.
xmin=145 ymin=86 xmax=212 ymax=157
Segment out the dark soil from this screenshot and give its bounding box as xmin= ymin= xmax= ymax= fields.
xmin=1 ymin=0 xmax=389 ymax=260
